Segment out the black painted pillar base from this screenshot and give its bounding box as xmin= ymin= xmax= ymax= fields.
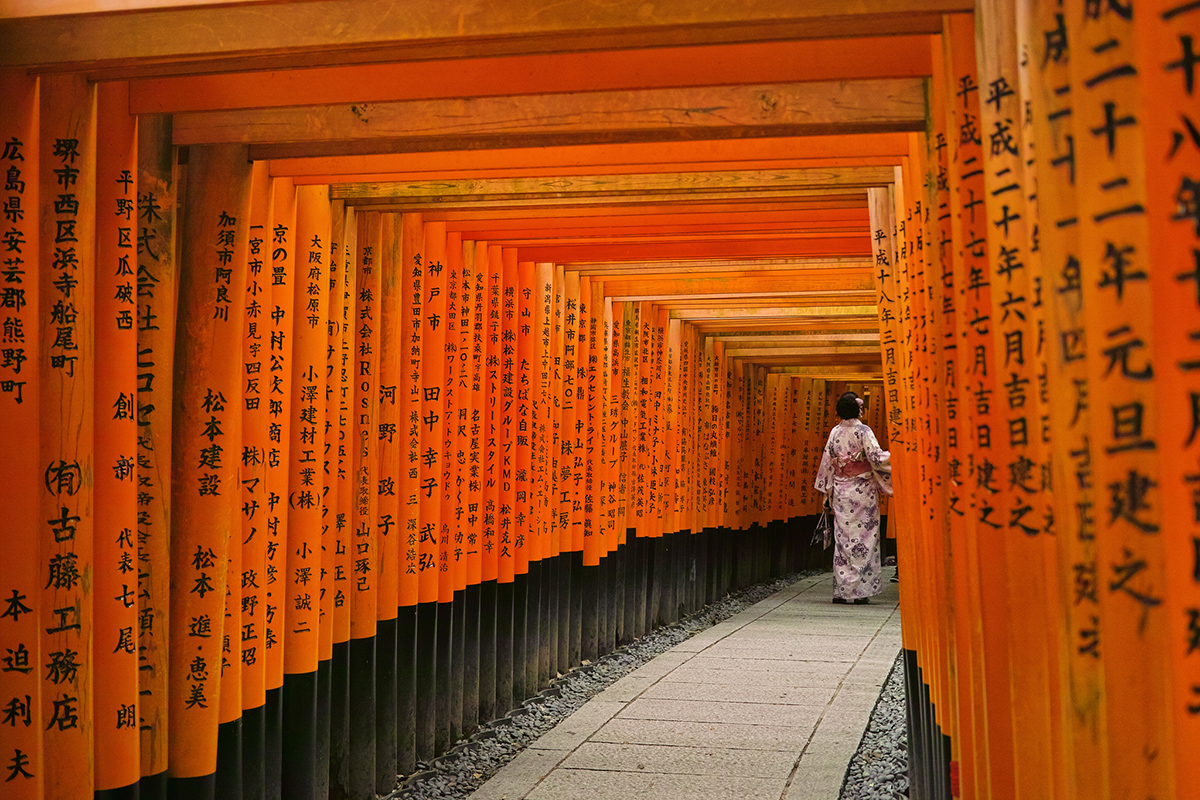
xmin=137 ymin=771 xmax=167 ymax=800
xmin=347 ymin=636 xmax=375 ymax=800
xmin=511 ymin=571 xmax=528 ymax=712
xmin=463 ymin=584 xmax=481 ymax=736
xmin=328 ymin=640 xmax=349 ymax=799
xmin=415 ymin=602 xmax=437 ymax=763
xmin=478 ymin=580 xmax=497 ymax=723
xmin=374 ymin=617 xmax=397 ymax=795
xmin=243 ymin=704 xmax=266 ymax=800
xmin=95 ymin=780 xmax=140 ymax=800
xmin=568 ymin=550 xmax=583 ymax=670
xmin=495 ymin=580 xmax=514 ymax=716
xmin=546 ymin=555 xmax=559 ymax=680
xmin=397 ymin=605 xmax=417 ymax=776
xmin=265 ymin=685 xmax=283 ymax=800
xmin=557 ymin=552 xmax=571 ymax=673
xmin=537 ymin=559 xmax=553 ymax=688
xmin=451 ymin=588 xmax=466 ymax=743
xmin=583 ymin=557 xmax=599 ymax=662
xmin=282 ymin=670 xmax=319 ymax=800
xmin=524 ymin=565 xmax=540 ymax=697
xmin=435 ymin=600 xmax=453 ymax=754
xmin=215 ymin=716 xmax=242 ymax=800
xmin=316 ymin=657 xmax=331 ymax=800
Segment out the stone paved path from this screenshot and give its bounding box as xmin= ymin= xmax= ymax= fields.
xmin=468 ymin=573 xmax=903 ymax=800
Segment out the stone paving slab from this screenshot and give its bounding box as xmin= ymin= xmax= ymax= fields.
xmin=468 ymin=574 xmax=902 ymax=800
xmin=526 ymin=769 xmax=787 ymax=800
xmin=616 ymin=697 xmax=824 ymax=727
xmin=561 ymin=741 xmax=799 ymax=777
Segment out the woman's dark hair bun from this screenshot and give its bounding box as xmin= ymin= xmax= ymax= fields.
xmin=836 ymin=392 xmax=860 ymax=420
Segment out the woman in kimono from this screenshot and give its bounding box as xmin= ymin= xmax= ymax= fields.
xmin=814 ymin=392 xmax=893 ymax=604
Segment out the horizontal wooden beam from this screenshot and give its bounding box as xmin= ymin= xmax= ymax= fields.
xmin=0 ymin=0 xmax=970 ymax=74
xmin=515 ymin=237 xmax=870 ymax=263
xmin=131 ymin=37 xmax=933 ymax=113
xmin=331 ymin=167 xmax=893 ymax=203
xmin=598 ymin=267 xmax=874 ymax=297
xmin=270 ymin=134 xmax=910 ymax=180
xmin=671 ymin=304 xmax=877 ymax=320
xmin=726 ymin=345 xmax=880 ymax=357
xmin=173 ymin=80 xmax=926 ymax=159
xmin=572 ymin=256 xmax=871 ymax=275
xmin=654 ymin=291 xmax=877 ymax=308
xmin=709 ymin=333 xmax=880 ymax=343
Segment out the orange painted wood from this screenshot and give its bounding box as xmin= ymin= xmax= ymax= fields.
xmin=39 ymin=72 xmax=97 ymax=799
xmin=167 ymin=142 xmax=251 ymax=780
xmin=418 ymin=221 xmax=449 ymax=601
xmin=239 ymin=160 xmax=271 ymax=713
xmin=93 ymin=79 xmax=140 ymax=791
xmin=264 ymin=176 xmax=296 ymax=692
xmin=284 ymin=184 xmax=331 ymax=673
xmin=515 ymin=260 xmax=537 ymax=572
xmin=562 ymin=271 xmax=583 ymax=551
xmin=535 ymin=262 xmax=557 ymax=564
xmin=333 ymin=206 xmax=357 ymax=640
xmin=0 ymin=69 xmax=43 ymax=800
xmin=497 ymin=247 xmax=518 ymax=582
xmin=1065 ymin=2 xmax=1175 ymax=796
xmin=132 ymin=111 xmax=175 ymax=778
xmin=321 ymin=199 xmax=348 ymax=658
xmin=130 ymin=37 xmax=933 ymax=114
xmin=481 ymin=246 xmax=503 ymax=580
xmin=469 ymin=243 xmax=491 ymax=583
xmin=374 ymin=212 xmax=402 ymax=621
xmin=462 ymin=241 xmax=486 ymax=586
xmin=350 ymin=211 xmax=381 ymax=640
xmin=1136 ymin=2 xmax=1200 ymax=793
xmin=456 ymin=240 xmax=477 ymax=587
xmin=398 ymin=212 xmax=424 ymax=606
xmin=443 ymin=232 xmax=465 ymax=593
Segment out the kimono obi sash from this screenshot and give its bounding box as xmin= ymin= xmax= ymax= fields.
xmin=833 ymin=452 xmax=871 ymax=478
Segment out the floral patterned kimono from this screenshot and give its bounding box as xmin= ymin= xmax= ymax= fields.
xmin=814 ymin=419 xmax=893 ymax=601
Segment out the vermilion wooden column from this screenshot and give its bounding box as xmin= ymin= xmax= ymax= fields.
xmin=370 ymin=212 xmax=400 ymax=793
xmin=1066 ymin=3 xmax=1174 ymax=797
xmin=38 ymin=71 xmax=97 ymax=800
xmin=396 ymin=211 xmax=423 ymax=773
xmin=280 ymin=184 xmax=331 ymax=798
xmin=349 ymin=211 xmax=381 ymax=800
xmin=239 ymin=161 xmax=270 ymax=800
xmin=0 ymin=69 xmax=42 ymax=800
xmin=1137 ymin=1 xmax=1200 ymax=792
xmin=168 ymin=143 xmax=251 ymax=799
xmin=328 ymin=204 xmax=357 ymax=798
xmin=94 ymin=80 xmax=140 ymax=800
xmin=133 ymin=110 xmax=176 ymax=798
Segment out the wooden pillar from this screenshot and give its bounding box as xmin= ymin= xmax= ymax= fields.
xmin=348 ymin=211 xmax=381 ymax=800
xmin=94 ymin=80 xmax=140 ymax=797
xmin=1064 ymin=1 xmax=1175 ymax=796
xmin=1135 ymin=1 xmax=1200 ymax=792
xmin=168 ymin=143 xmax=251 ymax=797
xmin=0 ymin=69 xmax=42 ymax=800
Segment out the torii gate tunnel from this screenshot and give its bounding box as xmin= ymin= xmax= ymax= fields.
xmin=0 ymin=1 xmax=1197 ymax=799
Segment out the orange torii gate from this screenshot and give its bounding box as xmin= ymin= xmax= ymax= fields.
xmin=1 ymin=3 xmax=1199 ymax=800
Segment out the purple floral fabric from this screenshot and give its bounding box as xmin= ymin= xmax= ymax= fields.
xmin=814 ymin=419 xmax=893 ymax=600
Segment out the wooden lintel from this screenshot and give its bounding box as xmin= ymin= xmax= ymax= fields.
xmin=669 ymin=304 xmax=877 ymax=319
xmin=171 ymin=80 xmax=926 ymax=158
xmin=328 ymin=167 xmax=894 ymax=203
xmin=726 ymin=346 xmax=881 ymax=357
xmin=599 ymin=267 xmax=874 ymax=297
xmin=0 ymin=0 xmax=969 ymax=74
xmin=572 ymin=257 xmax=871 ymax=275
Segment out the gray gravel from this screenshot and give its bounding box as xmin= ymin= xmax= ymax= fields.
xmin=387 ymin=571 xmax=820 ymax=800
xmin=840 ymin=651 xmax=909 ymax=800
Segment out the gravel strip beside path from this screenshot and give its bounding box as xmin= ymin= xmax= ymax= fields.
xmin=840 ymin=651 xmax=909 ymax=800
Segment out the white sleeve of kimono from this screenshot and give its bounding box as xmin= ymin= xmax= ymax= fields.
xmin=862 ymin=426 xmax=894 ymax=496
xmin=813 ymin=432 xmax=834 ymax=495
